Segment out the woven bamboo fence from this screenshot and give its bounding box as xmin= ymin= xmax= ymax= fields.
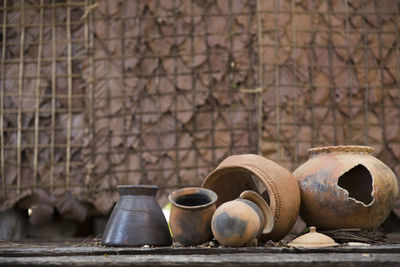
xmin=1 ymin=0 xmax=400 ymax=225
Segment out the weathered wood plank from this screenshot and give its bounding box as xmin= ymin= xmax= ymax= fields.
xmin=1 ymin=244 xmax=400 ymax=257
xmin=0 ymin=253 xmax=400 ymax=267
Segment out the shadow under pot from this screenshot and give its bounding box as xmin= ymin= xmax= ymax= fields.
xmin=102 ymin=185 xmax=172 ymax=247
xmin=168 ymin=187 xmax=217 ymax=246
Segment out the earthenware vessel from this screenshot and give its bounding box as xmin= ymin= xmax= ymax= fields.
xmin=293 ymin=145 xmax=398 ymax=230
xmin=168 ymin=187 xmax=217 ymax=246
xmin=288 ymin=227 xmax=339 ymax=248
xmin=211 ymin=190 xmax=274 ymax=247
xmin=102 ymin=185 xmax=172 ymax=247
xmin=202 ymin=154 xmax=300 ymax=241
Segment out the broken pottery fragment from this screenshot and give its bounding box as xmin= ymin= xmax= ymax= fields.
xmin=288 ymin=227 xmax=339 ymax=248
xmin=211 ymin=190 xmax=274 ymax=247
xmin=293 ymin=146 xmax=398 ymax=230
xmin=202 ymin=154 xmax=300 ymax=241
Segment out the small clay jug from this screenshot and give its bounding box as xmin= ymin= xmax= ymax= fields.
xmin=202 ymin=154 xmax=300 ymax=241
xmin=293 ymin=146 xmax=399 ymax=230
xmin=168 ymin=187 xmax=217 ymax=246
xmin=211 ymin=190 xmax=274 ymax=247
xmin=102 ymin=185 xmax=172 ymax=247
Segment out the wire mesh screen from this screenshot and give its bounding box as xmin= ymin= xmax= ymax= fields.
xmin=0 ymin=0 xmax=88 ymax=214
xmin=83 ymin=0 xmax=259 ymax=211
xmin=1 ymin=0 xmax=400 ymax=218
xmin=259 ymin=0 xmax=400 ymax=174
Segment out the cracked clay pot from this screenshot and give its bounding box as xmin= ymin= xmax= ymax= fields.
xmin=202 ymin=154 xmax=300 ymax=241
xmin=293 ymin=146 xmax=399 ymax=230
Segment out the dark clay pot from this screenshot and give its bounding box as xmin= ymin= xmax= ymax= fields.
xmin=102 ymin=185 xmax=172 ymax=247
xmin=168 ymin=187 xmax=217 ymax=246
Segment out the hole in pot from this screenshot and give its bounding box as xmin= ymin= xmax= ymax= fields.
xmin=175 ymin=194 xmax=211 ymax=206
xmin=337 ymin=164 xmax=374 ymax=206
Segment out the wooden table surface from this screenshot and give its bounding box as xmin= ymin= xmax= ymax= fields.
xmin=0 ymin=241 xmax=400 ymax=266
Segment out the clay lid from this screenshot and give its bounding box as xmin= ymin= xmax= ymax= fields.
xmin=288 ymin=227 xmax=339 ymax=248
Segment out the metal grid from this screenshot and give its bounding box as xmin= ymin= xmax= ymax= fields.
xmin=84 ymin=0 xmax=260 ymax=206
xmin=259 ymin=0 xmax=400 ymax=171
xmin=0 ymin=0 xmax=87 ymax=200
xmin=1 ymin=0 xmax=400 ymax=213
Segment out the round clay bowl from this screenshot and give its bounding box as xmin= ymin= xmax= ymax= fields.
xmin=202 ymin=154 xmax=300 ymax=241
xmin=293 ymin=146 xmax=399 ymax=230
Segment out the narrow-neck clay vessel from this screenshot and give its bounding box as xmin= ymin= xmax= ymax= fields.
xmin=102 ymin=185 xmax=172 ymax=247
xmin=202 ymin=154 xmax=300 ymax=241
xmin=211 ymin=190 xmax=274 ymax=247
xmin=293 ymin=146 xmax=398 ymax=230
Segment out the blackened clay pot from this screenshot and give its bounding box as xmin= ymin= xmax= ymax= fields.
xmin=293 ymin=146 xmax=399 ymax=230
xmin=202 ymin=154 xmax=300 ymax=241
xmin=102 ymin=185 xmax=172 ymax=247
xmin=211 ymin=190 xmax=274 ymax=247
xmin=168 ymin=187 xmax=217 ymax=246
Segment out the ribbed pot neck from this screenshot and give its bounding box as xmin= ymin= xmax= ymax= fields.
xmin=308 ymin=145 xmax=374 ymax=157
xmin=117 ymin=185 xmax=159 ymax=196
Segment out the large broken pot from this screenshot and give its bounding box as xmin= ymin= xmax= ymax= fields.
xmin=293 ymin=145 xmax=398 ymax=230
xmin=202 ymin=154 xmax=300 ymax=241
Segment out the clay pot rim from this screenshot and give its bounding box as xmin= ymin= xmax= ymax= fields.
xmin=117 ymin=185 xmax=159 ymax=196
xmin=202 ymin=165 xmax=277 ymax=215
xmin=308 ymin=145 xmax=374 ymax=157
xmin=239 ymin=190 xmax=274 ymax=235
xmin=169 ymin=187 xmax=218 ymax=210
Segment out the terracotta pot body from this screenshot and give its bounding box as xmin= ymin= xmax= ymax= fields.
xmin=102 ymin=185 xmax=172 ymax=247
xmin=202 ymin=154 xmax=300 ymax=241
xmin=168 ymin=187 xmax=217 ymax=246
xmin=293 ymin=146 xmax=399 ymax=230
xmin=211 ymin=190 xmax=274 ymax=247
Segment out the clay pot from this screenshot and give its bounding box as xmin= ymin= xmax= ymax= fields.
xmin=202 ymin=154 xmax=300 ymax=241
xmin=168 ymin=187 xmax=217 ymax=246
xmin=102 ymin=185 xmax=172 ymax=247
xmin=211 ymin=190 xmax=274 ymax=247
xmin=293 ymin=145 xmax=399 ymax=230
